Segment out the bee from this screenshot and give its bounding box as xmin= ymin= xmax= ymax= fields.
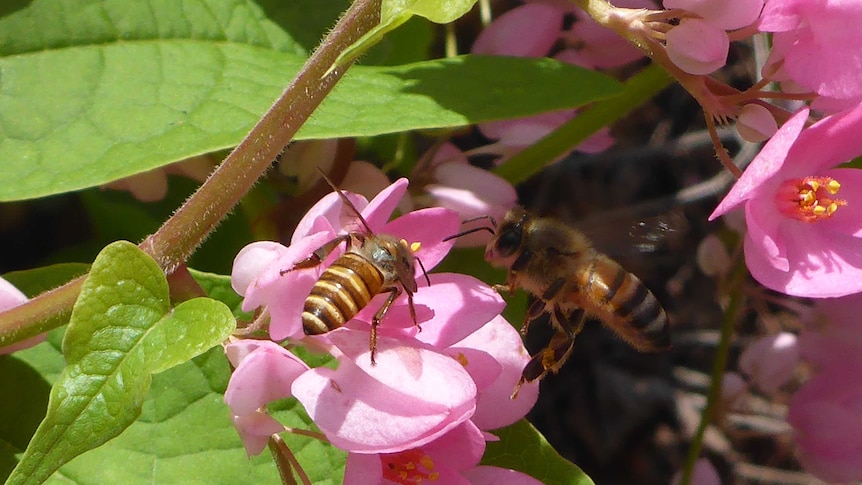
xmin=282 ymin=174 xmax=429 ymax=364
xmin=448 ymin=207 xmax=671 ymax=396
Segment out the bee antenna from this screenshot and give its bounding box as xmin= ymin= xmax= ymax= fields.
xmin=415 ymin=256 xmax=431 ymax=287
xmin=442 ymin=225 xmax=496 ymax=242
xmin=317 ymin=168 xmax=374 ymax=234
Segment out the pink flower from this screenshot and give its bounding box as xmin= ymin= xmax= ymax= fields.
xmin=224 ymin=340 xmax=309 ymax=456
xmin=410 ymin=143 xmax=517 ymax=247
xmin=759 ymin=0 xmax=862 ymax=106
xmin=557 ymin=4 xmax=647 ymax=69
xmin=471 ymin=3 xmax=565 ymax=57
xmin=233 ymin=178 xmax=461 ymax=340
xmin=738 ymin=332 xmax=799 ymax=394
xmin=0 ymin=277 xmax=44 ymax=354
xmin=710 ymin=106 xmax=862 ymax=297
xmin=799 ymin=293 xmax=862 ymax=369
xmin=292 ymin=329 xmax=479 ymax=453
xmin=227 ymin=178 xmax=540 ymax=477
xmin=787 ymin=357 xmax=862 ymax=483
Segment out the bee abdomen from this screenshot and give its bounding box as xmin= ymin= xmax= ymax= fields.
xmin=302 ymin=252 xmax=384 ymax=335
xmin=602 ymin=264 xmax=671 ymax=351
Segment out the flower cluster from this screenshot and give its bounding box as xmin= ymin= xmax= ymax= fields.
xmin=225 ymin=179 xmax=541 ymax=483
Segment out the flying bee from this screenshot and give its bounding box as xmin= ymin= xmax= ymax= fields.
xmin=447 ymin=207 xmax=671 ymax=396
xmin=282 ymin=173 xmax=429 ymax=364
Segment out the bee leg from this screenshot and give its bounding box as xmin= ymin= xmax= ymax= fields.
xmin=521 ymin=298 xmax=547 ymax=335
xmin=370 ymin=287 xmax=401 ymax=365
xmin=406 ymin=289 xmax=421 ymax=333
xmin=511 ymin=309 xmax=585 ymax=399
xmin=521 ymin=278 xmax=567 ymax=335
xmin=279 ymin=235 xmax=352 ymax=275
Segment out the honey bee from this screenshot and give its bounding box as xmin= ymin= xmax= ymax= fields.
xmin=448 ymin=207 xmax=671 ymax=396
xmin=282 ymin=174 xmax=428 ymax=364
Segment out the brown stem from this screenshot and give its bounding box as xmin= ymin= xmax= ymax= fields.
xmin=0 ymin=0 xmax=382 ymax=347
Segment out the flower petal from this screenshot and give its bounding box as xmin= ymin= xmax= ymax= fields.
xmin=292 ymin=191 xmax=368 ymax=243
xmin=452 ymin=315 xmax=539 ymax=430
xmin=231 ymin=241 xmax=288 ymax=296
xmin=224 ymin=341 xmax=309 ymax=416
xmin=230 ymin=411 xmax=286 ymax=457
xmin=744 ymin=222 xmax=862 ymax=297
xmin=710 ymin=108 xmax=809 ymax=219
xmin=410 ymin=273 xmax=506 ymax=348
xmin=361 ymin=177 xmax=409 ymax=230
xmin=381 ymin=207 xmax=460 ymax=272
xmin=471 ymin=3 xmax=564 ymax=57
xmin=292 ymin=331 xmax=477 ymax=453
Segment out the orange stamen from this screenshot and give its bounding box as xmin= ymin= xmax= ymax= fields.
xmin=775 ymin=176 xmax=846 ymax=222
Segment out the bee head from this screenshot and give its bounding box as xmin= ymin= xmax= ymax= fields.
xmin=364 ymin=235 xmax=420 ymax=293
xmin=485 ymin=207 xmax=528 ymax=266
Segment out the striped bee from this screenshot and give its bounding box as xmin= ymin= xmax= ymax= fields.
xmin=283 ymin=175 xmax=428 ymax=364
xmin=448 ymin=207 xmax=670 ymax=396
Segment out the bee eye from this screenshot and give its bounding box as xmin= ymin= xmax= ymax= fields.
xmin=495 ymin=226 xmax=522 ymax=256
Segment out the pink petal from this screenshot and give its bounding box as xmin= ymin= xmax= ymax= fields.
xmin=710 ymin=108 xmax=809 ymax=219
xmin=292 ymin=191 xmax=368 ymax=244
xmin=744 ymin=198 xmax=787 ymax=271
xmin=292 ymin=331 xmax=477 ymax=453
xmin=816 ymin=168 xmax=862 ymax=237
xmin=665 ymin=19 xmax=729 ymax=75
xmin=410 ymin=273 xmax=506 ymax=348
xmin=241 ymin=232 xmax=335 ymax=340
xmin=360 ymin=177 xmax=409 ymax=231
xmin=381 ymin=207 xmax=460 ymax=272
xmin=738 ymin=332 xmax=799 ymax=394
xmin=785 ymin=104 xmax=862 ymax=175
xmin=432 ymin=162 xmax=518 ymax=215
xmin=428 ymin=142 xmax=470 ymax=167
xmin=777 ymin=6 xmax=862 ymax=100
xmin=341 ymin=161 xmax=392 ymax=202
xmin=757 ymin=0 xmax=805 ymax=31
xmin=736 ymin=103 xmax=778 ymax=142
xmin=231 ymin=241 xmax=288 ymax=296
xmin=462 ymin=466 xmax=544 ymax=485
xmin=344 ymin=454 xmax=383 ymax=485
xmin=744 ymin=222 xmax=862 ymax=297
xmin=471 ymin=3 xmax=564 ymax=57
xmin=671 ymin=458 xmax=721 ymax=485
xmin=224 ymin=340 xmax=309 ymax=416
xmin=230 ymin=411 xmax=285 ymax=457
xmin=788 ymin=358 xmax=862 ymax=482
xmin=452 ymin=315 xmax=539 ymax=430
xmin=664 ymin=0 xmax=764 ymax=30
xmin=421 ymin=420 xmax=486 ymax=472
xmin=440 ymin=347 xmax=502 ymax=392
xmin=561 ymin=19 xmax=645 ymax=68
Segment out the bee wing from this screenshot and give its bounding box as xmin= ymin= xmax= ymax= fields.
xmin=577 ymin=209 xmax=689 ymax=267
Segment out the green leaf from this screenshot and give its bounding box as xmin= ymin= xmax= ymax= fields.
xmin=328 ymin=0 xmax=476 ymax=73
xmin=7 ymin=341 xmax=341 ymax=485
xmin=7 ymin=241 xmax=236 ymax=484
xmin=383 ymin=0 xmax=477 ymax=23
xmin=482 ymin=419 xmax=595 ymax=485
xmin=1 ymin=1 xmax=621 ymax=201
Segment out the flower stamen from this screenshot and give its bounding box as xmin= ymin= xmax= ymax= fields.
xmin=381 ymin=449 xmax=440 ymax=483
xmin=776 ymin=176 xmax=847 ymax=222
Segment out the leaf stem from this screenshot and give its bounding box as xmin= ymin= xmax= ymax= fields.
xmin=0 ymin=0 xmax=382 ymax=347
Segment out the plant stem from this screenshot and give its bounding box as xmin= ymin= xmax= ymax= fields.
xmin=680 ymin=259 xmax=747 ymax=485
xmin=0 ymin=0 xmax=382 ymax=347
